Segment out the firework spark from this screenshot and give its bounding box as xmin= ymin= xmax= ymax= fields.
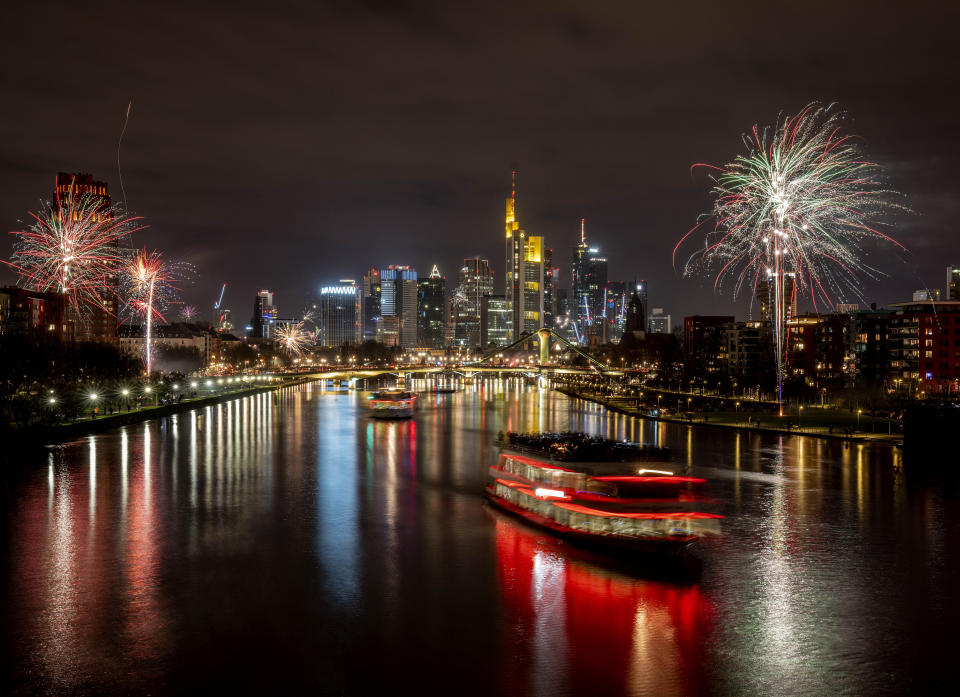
xmin=122 ymin=249 xmax=186 ymax=374
xmin=180 ymin=304 xmax=199 ymax=321
xmin=675 ymin=103 xmax=905 ymax=406
xmin=5 ymin=183 xmax=144 ymax=316
xmin=276 ymin=321 xmax=311 ymax=356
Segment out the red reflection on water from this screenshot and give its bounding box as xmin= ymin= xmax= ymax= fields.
xmin=494 ymin=515 xmax=712 ymax=697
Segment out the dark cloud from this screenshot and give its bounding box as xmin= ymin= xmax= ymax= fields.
xmin=1 ymin=0 xmax=958 ymax=323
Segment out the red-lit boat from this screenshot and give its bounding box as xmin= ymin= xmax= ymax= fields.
xmin=486 ymin=432 xmax=721 ymax=556
xmin=369 ymin=389 xmax=417 ymax=418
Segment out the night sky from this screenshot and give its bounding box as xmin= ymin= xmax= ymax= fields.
xmin=2 ymin=0 xmax=958 ymax=327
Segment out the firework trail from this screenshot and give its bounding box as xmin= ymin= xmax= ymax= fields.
xmin=5 ymin=182 xmax=145 ymax=318
xmin=675 ymin=102 xmax=905 ymax=409
xmin=122 ymin=249 xmax=188 ymax=375
xmin=276 ymin=321 xmax=311 ymax=356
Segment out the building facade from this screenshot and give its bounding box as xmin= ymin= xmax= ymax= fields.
xmin=379 ymin=266 xmax=418 ymax=348
xmin=53 ymin=173 xmax=117 ymax=343
xmin=250 ymin=290 xmax=277 ymax=339
xmin=889 ymin=300 xmax=960 ymax=393
xmin=417 ymin=265 xmax=446 ymax=348
xmin=319 ymin=280 xmax=361 ymax=347
xmin=0 ymin=286 xmax=72 ymax=342
xmin=481 ymin=295 xmax=512 ymax=347
xmin=571 ymin=219 xmax=608 ymax=340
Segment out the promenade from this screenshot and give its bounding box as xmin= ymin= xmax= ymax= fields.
xmin=557 ymin=386 xmax=903 ymax=445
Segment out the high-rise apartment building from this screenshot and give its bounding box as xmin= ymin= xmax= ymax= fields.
xmin=379 ymin=266 xmax=418 ymax=348
xmin=417 ymin=265 xmax=446 ymax=348
xmin=756 ymin=271 xmax=796 ymax=323
xmin=948 ymin=265 xmax=960 ymax=301
xmin=318 ymin=280 xmax=361 ymax=347
xmin=571 ymin=219 xmax=607 ymax=336
xmin=53 ymin=173 xmax=116 ymax=342
xmin=503 ymin=172 xmax=545 ymax=340
xmin=647 ymin=308 xmax=671 ymax=334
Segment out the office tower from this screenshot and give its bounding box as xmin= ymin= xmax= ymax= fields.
xmin=634 ymin=280 xmax=648 ymax=319
xmin=417 ymin=265 xmax=446 ymax=348
xmin=571 ymin=219 xmax=607 ymax=335
xmin=52 ymin=173 xmax=116 ymax=342
xmin=250 ymin=289 xmax=277 ymax=339
xmin=379 ymin=266 xmax=418 ymax=348
xmin=318 ymin=280 xmax=361 ymax=347
xmin=948 ymin=265 xmax=960 ymax=301
xmin=452 ymin=257 xmax=494 ymax=347
xmin=481 ymin=295 xmax=512 ymax=347
xmin=502 ymin=170 xmax=546 ymax=340
xmin=361 ymin=268 xmax=381 ymax=341
xmin=620 ymin=291 xmax=646 ymax=344
xmin=504 ymin=170 xmax=520 ymax=299
xmin=543 ymin=248 xmax=556 ymax=328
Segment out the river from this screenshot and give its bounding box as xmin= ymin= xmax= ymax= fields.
xmin=3 ymin=380 xmax=958 ymax=696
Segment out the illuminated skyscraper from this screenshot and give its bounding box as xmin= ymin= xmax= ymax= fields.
xmin=503 ymin=171 xmax=546 ymax=340
xmin=319 ymin=280 xmax=361 ymax=347
xmin=361 ymin=269 xmax=381 ymax=341
xmin=379 ymin=266 xmax=417 ymax=348
xmin=571 ymin=219 xmax=607 ymax=337
xmin=417 ymin=265 xmax=446 ymax=348
xmin=250 ymin=289 xmax=277 ymax=339
xmin=452 ymin=257 xmax=493 ymax=347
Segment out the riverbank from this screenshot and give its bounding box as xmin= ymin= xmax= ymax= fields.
xmin=556 ymin=386 xmax=902 ymax=446
xmin=3 ymin=376 xmax=316 ymax=446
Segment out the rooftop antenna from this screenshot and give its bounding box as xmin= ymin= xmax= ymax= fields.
xmin=580 ymin=217 xmax=585 ymax=244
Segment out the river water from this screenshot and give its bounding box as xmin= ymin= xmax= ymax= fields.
xmin=3 ymin=380 xmax=958 ymax=696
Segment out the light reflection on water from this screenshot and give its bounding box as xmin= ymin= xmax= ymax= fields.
xmin=4 ymin=379 xmax=958 ymax=696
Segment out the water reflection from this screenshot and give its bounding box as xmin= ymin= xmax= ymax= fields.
xmin=4 ymin=380 xmax=958 ymax=696
xmin=493 ymin=512 xmax=710 ymax=696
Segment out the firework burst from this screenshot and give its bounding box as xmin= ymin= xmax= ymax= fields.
xmin=5 ymin=183 xmax=145 ymax=316
xmin=122 ymin=249 xmax=187 ymax=374
xmin=180 ymin=304 xmax=199 ymax=322
xmin=276 ymin=321 xmax=311 ymax=356
xmin=675 ymin=102 xmax=905 ymax=406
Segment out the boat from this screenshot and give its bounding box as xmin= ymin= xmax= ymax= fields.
xmin=485 ymin=432 xmax=721 ymax=557
xmin=368 ymin=389 xmax=417 ymax=418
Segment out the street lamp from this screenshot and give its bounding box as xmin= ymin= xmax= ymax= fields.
xmin=857 ymin=408 xmax=862 ymax=429
xmin=88 ymin=392 xmax=98 ymax=419
xmin=799 ymin=405 xmax=803 ymax=430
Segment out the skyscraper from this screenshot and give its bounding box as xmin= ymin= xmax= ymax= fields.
xmin=503 ymin=171 xmax=545 ymax=340
xmin=417 ymin=265 xmax=446 ymax=348
xmin=250 ymin=289 xmax=277 ymax=339
xmin=571 ymin=219 xmax=607 ymax=337
xmin=379 ymin=266 xmax=418 ymax=348
xmin=318 ymin=280 xmax=361 ymax=347
xmin=53 ymin=173 xmax=116 ymax=342
xmin=543 ymin=247 xmax=556 ymax=328
xmin=452 ymin=257 xmax=493 ymax=347
xmin=361 ymin=268 xmax=381 ymax=341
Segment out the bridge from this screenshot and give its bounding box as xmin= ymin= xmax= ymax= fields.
xmin=301 ymin=329 xmax=624 ymax=384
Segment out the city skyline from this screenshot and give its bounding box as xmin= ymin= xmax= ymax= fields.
xmin=2 ymin=2 xmax=959 ymax=321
